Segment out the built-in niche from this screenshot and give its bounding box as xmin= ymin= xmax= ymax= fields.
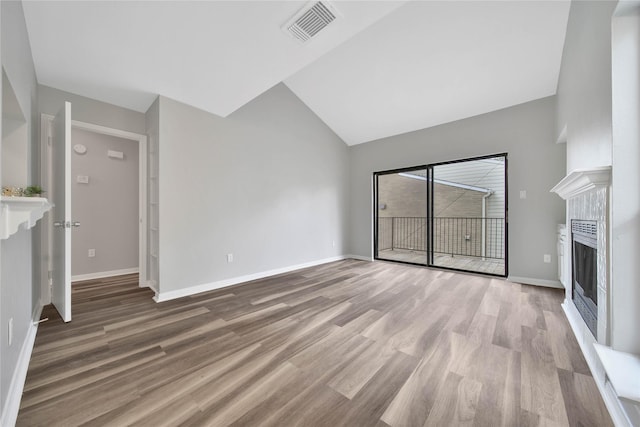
xmin=0 ymin=69 xmax=51 ymax=241
xmin=2 ymin=69 xmax=29 ymax=188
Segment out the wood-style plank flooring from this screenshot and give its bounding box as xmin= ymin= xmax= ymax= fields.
xmin=17 ymin=260 xmax=612 ymax=426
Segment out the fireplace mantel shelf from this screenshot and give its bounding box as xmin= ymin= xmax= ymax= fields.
xmin=550 ymin=166 xmax=612 ymax=200
xmin=594 ymin=344 xmax=640 ymax=404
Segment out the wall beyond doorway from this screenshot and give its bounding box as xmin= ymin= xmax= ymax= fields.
xmin=71 ymin=128 xmax=139 ymax=278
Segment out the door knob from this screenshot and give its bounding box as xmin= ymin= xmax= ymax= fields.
xmin=53 ymin=221 xmax=80 ymax=228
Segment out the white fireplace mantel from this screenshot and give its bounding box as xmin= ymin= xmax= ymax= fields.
xmin=550 ymin=166 xmax=612 ymax=200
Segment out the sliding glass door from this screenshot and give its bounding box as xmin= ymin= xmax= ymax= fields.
xmin=374 ymin=154 xmax=507 ymax=277
xmin=430 ymin=155 xmax=507 ymax=275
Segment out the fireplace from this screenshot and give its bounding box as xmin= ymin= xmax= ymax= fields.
xmin=571 ymin=220 xmax=598 ymax=337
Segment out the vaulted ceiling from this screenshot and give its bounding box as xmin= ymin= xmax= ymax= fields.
xmin=22 ymin=1 xmax=570 ymax=146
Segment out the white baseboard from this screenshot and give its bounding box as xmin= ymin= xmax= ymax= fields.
xmin=1 ymin=304 xmax=43 ymax=427
xmin=346 ymin=254 xmax=373 ymax=262
xmin=562 ymin=301 xmax=632 ymax=427
xmin=145 ymin=280 xmax=158 ymax=293
xmin=71 ymin=267 xmax=139 ymax=282
xmin=153 ymin=256 xmax=349 ymax=303
xmin=507 ymin=275 xmax=563 ymax=289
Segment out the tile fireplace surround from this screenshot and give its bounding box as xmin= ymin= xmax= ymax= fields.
xmin=567 ymin=185 xmax=608 ymax=345
xmin=552 ymin=166 xmax=640 ymax=427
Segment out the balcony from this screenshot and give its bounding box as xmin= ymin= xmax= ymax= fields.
xmin=377 ymin=216 xmax=505 ymax=275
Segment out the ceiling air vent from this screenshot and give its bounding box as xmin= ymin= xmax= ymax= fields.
xmin=283 ymin=1 xmax=340 ymax=43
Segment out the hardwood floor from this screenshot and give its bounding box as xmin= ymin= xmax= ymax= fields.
xmin=17 ymin=260 xmax=612 ymax=426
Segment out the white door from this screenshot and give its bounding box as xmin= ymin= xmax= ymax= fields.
xmin=51 ymin=102 xmax=73 ymax=322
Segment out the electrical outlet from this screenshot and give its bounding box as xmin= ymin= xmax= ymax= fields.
xmin=8 ymin=318 xmax=13 ymax=346
xmin=227 ymin=253 xmax=233 ymax=263
xmin=88 ymin=249 xmax=96 ymax=258
xmin=543 ymin=254 xmax=551 ymax=263
xmin=520 ymin=190 xmax=527 ymax=199
xmin=332 ymin=240 xmax=336 ymax=248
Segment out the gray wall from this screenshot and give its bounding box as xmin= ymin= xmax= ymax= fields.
xmin=0 ymin=0 xmax=39 ymax=422
xmin=156 ymin=83 xmax=349 ymax=294
xmin=71 ymin=128 xmax=138 ymax=276
xmin=0 ymin=231 xmax=32 ymax=419
xmin=349 ymin=96 xmax=566 ymax=282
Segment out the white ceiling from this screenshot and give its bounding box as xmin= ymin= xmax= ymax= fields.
xmin=22 ymin=1 xmax=405 ymax=116
xmin=286 ymin=1 xmax=571 ymax=145
xmin=22 ymin=1 xmax=570 ymax=146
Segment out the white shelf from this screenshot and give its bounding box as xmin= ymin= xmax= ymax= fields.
xmin=0 ymin=196 xmax=53 ymax=240
xmin=594 ymin=344 xmax=640 ymax=403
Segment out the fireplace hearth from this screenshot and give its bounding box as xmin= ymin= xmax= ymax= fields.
xmin=571 ymin=220 xmax=598 ymax=337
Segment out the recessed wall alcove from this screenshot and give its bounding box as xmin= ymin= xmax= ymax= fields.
xmin=2 ymin=69 xmax=29 ymax=188
xmin=0 ymin=69 xmax=51 ymax=240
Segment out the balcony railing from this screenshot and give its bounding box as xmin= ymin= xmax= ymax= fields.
xmin=378 ymin=217 xmax=505 ymax=260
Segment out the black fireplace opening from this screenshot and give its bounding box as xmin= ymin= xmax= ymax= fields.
xmin=571 ymin=220 xmax=598 ymax=337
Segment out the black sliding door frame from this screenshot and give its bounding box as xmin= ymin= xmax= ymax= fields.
xmin=373 ymin=165 xmax=428 ymax=267
xmin=373 ymin=153 xmax=508 ymax=278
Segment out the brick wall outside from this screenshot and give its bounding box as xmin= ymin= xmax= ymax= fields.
xmin=377 ymin=174 xmax=489 ymax=256
xmin=377 ymin=174 xmax=483 ymax=218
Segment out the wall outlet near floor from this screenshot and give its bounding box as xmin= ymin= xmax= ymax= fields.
xmin=88 ymin=248 xmax=96 ymax=258
xmin=520 ymin=190 xmax=527 ymax=199
xmin=543 ymin=254 xmax=551 ymax=263
xmin=227 ymin=253 xmax=233 ymax=263
xmin=8 ymin=318 xmax=13 ymax=346
xmin=332 ymin=240 xmax=336 ymax=248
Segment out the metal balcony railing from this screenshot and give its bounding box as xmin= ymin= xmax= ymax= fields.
xmin=378 ymin=217 xmax=505 ymax=260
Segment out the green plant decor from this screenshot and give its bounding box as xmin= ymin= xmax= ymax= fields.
xmin=23 ymin=185 xmax=45 ymax=197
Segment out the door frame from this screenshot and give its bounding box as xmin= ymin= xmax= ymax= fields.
xmin=427 ymin=153 xmax=509 ymax=277
xmin=373 ymin=153 xmax=508 ymax=277
xmin=40 ymin=114 xmax=148 ymax=304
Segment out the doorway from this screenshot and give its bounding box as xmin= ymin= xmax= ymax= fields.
xmin=40 ymin=114 xmax=148 ymax=315
xmin=374 ymin=154 xmax=508 ymax=277
xmin=70 ymin=128 xmax=139 ymax=281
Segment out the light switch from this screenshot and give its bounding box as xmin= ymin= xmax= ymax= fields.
xmin=77 ymin=175 xmax=89 ymax=184
xmin=519 ymin=190 xmax=527 ymax=199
